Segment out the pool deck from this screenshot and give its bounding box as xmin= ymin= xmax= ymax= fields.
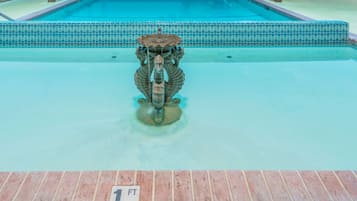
xmin=265 ymin=0 xmax=357 ymax=36
xmin=0 ymin=0 xmax=76 ymax=21
xmin=0 ymin=170 xmax=357 ymax=201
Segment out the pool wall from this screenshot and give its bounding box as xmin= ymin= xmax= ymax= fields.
xmin=0 ymin=21 xmax=349 ymax=47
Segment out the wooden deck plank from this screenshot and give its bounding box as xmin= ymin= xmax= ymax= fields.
xmin=0 ymin=172 xmax=27 ymax=201
xmin=73 ymin=171 xmax=99 ymax=201
xmin=209 ymin=171 xmax=231 ymax=201
xmin=300 ymin=171 xmax=332 ymax=201
xmin=0 ymin=172 xmax=9 ymax=190
xmin=192 ymin=171 xmax=212 ymax=201
xmin=117 ymin=171 xmax=136 ymax=185
xmin=174 ymin=171 xmax=193 ymax=201
xmin=280 ymin=171 xmax=312 ymax=201
xmin=245 ymin=171 xmax=271 ymax=201
xmin=318 ymin=171 xmax=351 ymax=201
xmin=263 ymin=171 xmax=292 ymax=201
xmin=53 ymin=171 xmax=81 ymax=201
xmin=154 ymin=171 xmax=173 ymax=201
xmin=93 ymin=171 xmax=116 ymax=201
xmin=13 ymin=172 xmax=46 ymax=201
xmin=335 ymin=171 xmax=357 ymax=200
xmin=226 ymin=171 xmax=251 ymax=201
xmin=33 ymin=172 xmax=63 ymax=201
xmin=136 ymin=171 xmax=153 ymax=201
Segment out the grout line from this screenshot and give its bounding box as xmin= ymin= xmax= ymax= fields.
xmin=190 ymin=170 xmax=195 ymax=201
xmin=115 ymin=170 xmax=119 ymax=185
xmin=314 ymin=171 xmax=334 ymax=201
xmin=11 ymin=172 xmax=29 ymax=201
xmin=242 ymin=171 xmax=254 ymax=201
xmin=171 ymin=170 xmax=174 ymax=201
xmin=297 ymin=171 xmax=315 ymax=201
xmin=351 ymin=171 xmax=357 ymax=199
xmin=71 ymin=171 xmax=83 ymax=201
xmin=0 ymin=172 xmax=12 ymax=194
xmin=278 ymin=171 xmax=295 ymax=201
xmin=51 ymin=171 xmax=65 ymax=201
xmin=151 ymin=171 xmax=156 ymax=201
xmin=332 ymin=171 xmax=354 ymax=201
xmin=91 ymin=171 xmax=101 ymax=201
xmin=352 ymin=171 xmax=357 ymax=180
xmin=260 ymin=170 xmax=274 ymax=201
xmin=31 ymin=171 xmax=48 ymax=201
xmin=134 ymin=170 xmax=137 ymax=185
xmin=224 ymin=171 xmax=233 ymax=201
xmin=206 ymin=171 xmax=214 ymax=201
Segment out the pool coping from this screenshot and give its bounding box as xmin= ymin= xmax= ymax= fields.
xmin=253 ymin=0 xmax=313 ymax=21
xmin=1 ymin=170 xmax=357 ymax=201
xmin=254 ymin=0 xmax=357 ymax=43
xmin=16 ymin=0 xmax=79 ymax=21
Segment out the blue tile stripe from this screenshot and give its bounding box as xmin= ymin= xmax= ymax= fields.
xmin=0 ymin=21 xmax=349 ymax=47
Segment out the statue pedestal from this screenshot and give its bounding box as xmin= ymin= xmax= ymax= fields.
xmin=136 ymin=99 xmax=182 ymax=126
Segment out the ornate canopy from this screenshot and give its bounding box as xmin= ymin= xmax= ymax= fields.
xmin=138 ymin=29 xmax=181 ymax=48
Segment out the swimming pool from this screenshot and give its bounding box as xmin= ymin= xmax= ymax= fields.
xmin=1 ymin=47 xmax=357 ymax=171
xmin=34 ymin=0 xmax=293 ymax=21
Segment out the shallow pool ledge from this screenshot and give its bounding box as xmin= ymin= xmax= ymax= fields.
xmin=0 ymin=21 xmax=349 ymax=47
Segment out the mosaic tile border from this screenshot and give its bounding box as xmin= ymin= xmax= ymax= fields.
xmin=0 ymin=21 xmax=349 ymax=48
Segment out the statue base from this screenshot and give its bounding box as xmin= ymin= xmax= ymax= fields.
xmin=136 ymin=98 xmax=182 ymax=126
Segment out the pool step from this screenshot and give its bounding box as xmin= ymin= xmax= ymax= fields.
xmin=0 ymin=170 xmax=356 ymax=201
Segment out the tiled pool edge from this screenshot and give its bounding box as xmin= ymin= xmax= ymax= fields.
xmin=0 ymin=170 xmax=356 ymax=201
xmin=0 ymin=21 xmax=349 ymax=47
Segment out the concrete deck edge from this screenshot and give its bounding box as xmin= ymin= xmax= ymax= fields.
xmin=349 ymin=33 xmax=357 ymax=44
xmin=252 ymin=0 xmax=313 ymax=21
xmin=16 ymin=0 xmax=79 ymax=21
xmin=255 ymin=0 xmax=357 ymax=42
xmin=0 ymin=0 xmax=13 ymax=6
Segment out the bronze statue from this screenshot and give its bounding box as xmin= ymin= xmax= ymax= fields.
xmin=134 ymin=28 xmax=185 ymax=126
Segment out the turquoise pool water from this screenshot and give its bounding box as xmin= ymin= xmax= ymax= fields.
xmin=35 ymin=0 xmax=293 ymax=21
xmin=0 ymin=47 xmax=357 ymax=171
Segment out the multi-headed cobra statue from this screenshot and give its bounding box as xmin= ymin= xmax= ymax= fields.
xmin=134 ymin=28 xmax=185 ymax=125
